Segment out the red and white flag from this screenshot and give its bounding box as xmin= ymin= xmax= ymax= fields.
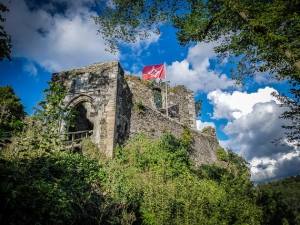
xmin=142 ymin=64 xmax=166 ymax=80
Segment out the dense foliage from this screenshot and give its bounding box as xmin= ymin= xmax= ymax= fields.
xmin=257 ymin=175 xmax=300 ymax=225
xmin=1 ymin=131 xmax=264 ymax=224
xmin=102 ymin=134 xmax=263 ymax=224
xmin=0 ymin=86 xmax=26 ymax=148
xmin=0 ymin=86 xmax=26 ymax=133
xmin=0 ymin=151 xmax=122 ymax=224
xmin=0 ymin=83 xmax=299 ymax=224
xmin=94 ymin=0 xmax=300 ymax=83
xmin=0 ymin=1 xmax=11 ymax=61
xmin=94 ymin=0 xmax=300 ymax=145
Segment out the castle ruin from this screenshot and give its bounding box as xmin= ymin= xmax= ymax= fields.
xmin=52 ymin=61 xmax=218 ymax=165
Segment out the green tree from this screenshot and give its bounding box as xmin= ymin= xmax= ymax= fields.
xmin=257 ymin=175 xmax=300 ymax=225
xmin=94 ymin=0 xmax=300 ymax=83
xmin=102 ymin=134 xmax=262 ymax=224
xmin=0 ymin=86 xmax=26 ymax=133
xmin=13 ymin=82 xmax=76 ymax=153
xmin=94 ymin=0 xmax=300 ymax=144
xmin=196 ymin=148 xmax=261 ymax=224
xmin=272 ymin=88 xmax=300 ymax=146
xmin=0 ymin=2 xmax=11 ymax=61
xmin=0 ymin=82 xmax=127 ymax=224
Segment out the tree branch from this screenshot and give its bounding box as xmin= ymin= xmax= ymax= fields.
xmin=227 ymin=1 xmax=300 ymax=73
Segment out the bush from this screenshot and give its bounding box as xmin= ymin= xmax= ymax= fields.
xmin=135 ymin=99 xmax=146 ymax=114
xmin=0 ymin=82 xmax=126 ymax=224
xmin=0 ymin=80 xmax=264 ymax=224
xmin=0 ymin=151 xmax=124 ymax=224
xmin=217 ymin=146 xmax=228 ymax=162
xmin=100 ymin=133 xmax=262 ymax=224
xmin=181 ymin=126 xmax=194 ymax=149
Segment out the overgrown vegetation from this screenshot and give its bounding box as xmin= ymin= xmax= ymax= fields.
xmin=1 ymin=129 xmax=264 ymax=224
xmin=201 ymin=126 xmax=215 ymax=134
xmin=0 ymin=86 xmax=27 ymax=149
xmin=135 ymin=99 xmax=146 ymax=114
xmin=181 ymin=125 xmax=194 ymax=148
xmin=0 ymin=84 xmax=299 ymax=224
xmin=257 ymin=175 xmax=300 ymax=225
xmin=168 ymin=85 xmax=186 ymax=93
xmin=0 ymin=151 xmax=122 ymax=224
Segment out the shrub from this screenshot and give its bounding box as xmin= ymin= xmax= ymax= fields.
xmin=0 ymin=151 xmax=124 ymax=224
xmin=201 ymin=126 xmax=214 ymax=133
xmin=181 ymin=126 xmax=194 ymax=149
xmin=217 ymin=146 xmax=228 ymax=162
xmin=135 ymin=99 xmax=146 ymax=114
xmin=101 ymin=133 xmax=262 ymax=224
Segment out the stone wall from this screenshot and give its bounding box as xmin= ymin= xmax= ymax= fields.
xmin=125 ymin=76 xmax=197 ymax=129
xmin=52 ymin=61 xmax=218 ymax=165
xmin=168 ymin=85 xmax=197 ymax=129
xmin=124 ymin=74 xmax=217 ymax=165
xmin=129 ymin=105 xmax=218 ymax=165
xmin=115 ymin=70 xmax=133 ymax=146
xmin=52 ymin=61 xmax=122 ymax=157
xmin=125 ymin=75 xmax=157 ymax=110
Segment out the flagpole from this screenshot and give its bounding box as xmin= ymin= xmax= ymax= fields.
xmin=164 ymin=62 xmax=168 ymax=118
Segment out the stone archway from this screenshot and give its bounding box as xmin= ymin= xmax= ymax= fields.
xmin=69 ymin=103 xmax=93 ymax=134
xmin=64 ymin=94 xmax=98 ymax=141
xmin=66 ymin=94 xmax=97 ymax=111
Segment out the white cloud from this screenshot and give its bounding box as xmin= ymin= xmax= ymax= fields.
xmin=23 ymin=61 xmax=38 ymax=76
xmin=254 ymin=71 xmax=281 ymax=85
xmin=250 ymin=151 xmax=300 ymax=183
xmin=3 ymin=0 xmax=119 ymax=73
xmin=187 ymin=41 xmax=218 ymax=67
xmin=223 ymin=101 xmax=293 ymax=160
xmin=123 ymin=31 xmax=160 ymax=57
xmin=207 ymin=86 xmax=279 ymax=120
xmin=196 ymin=120 xmax=216 ymax=131
xmin=167 ymin=42 xmax=235 ymax=93
xmin=209 ymin=87 xmax=299 ymax=182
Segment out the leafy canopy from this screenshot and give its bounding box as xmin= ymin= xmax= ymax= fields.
xmin=6 ymin=82 xmax=75 ymax=155
xmin=257 ymin=175 xmax=300 ymax=225
xmin=94 ymin=0 xmax=300 ymax=83
xmin=0 ymin=85 xmax=26 ymax=133
xmin=0 ymin=2 xmax=12 ymax=61
xmin=94 ymin=0 xmax=300 ymax=145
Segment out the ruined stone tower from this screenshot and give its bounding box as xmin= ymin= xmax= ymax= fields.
xmin=52 ymin=61 xmax=218 ymax=165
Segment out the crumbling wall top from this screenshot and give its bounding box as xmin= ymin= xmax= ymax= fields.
xmin=125 ymin=75 xmax=196 ymax=129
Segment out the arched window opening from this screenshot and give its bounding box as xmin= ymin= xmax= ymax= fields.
xmin=152 ymin=88 xmax=162 ymax=109
xmin=68 ymin=102 xmax=94 ymax=140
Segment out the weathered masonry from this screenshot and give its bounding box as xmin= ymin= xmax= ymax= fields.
xmin=52 ymin=61 xmax=218 ymax=165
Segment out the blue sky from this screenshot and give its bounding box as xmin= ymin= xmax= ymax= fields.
xmin=0 ymin=0 xmax=299 ymax=183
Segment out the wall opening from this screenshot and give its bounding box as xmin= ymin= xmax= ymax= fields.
xmin=152 ymin=87 xmax=163 ymax=109
xmin=68 ymin=102 xmax=94 ymax=140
